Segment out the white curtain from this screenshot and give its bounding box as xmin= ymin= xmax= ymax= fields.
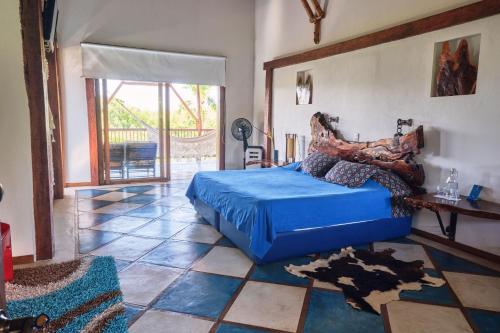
xmin=81 ymin=43 xmax=226 ymax=86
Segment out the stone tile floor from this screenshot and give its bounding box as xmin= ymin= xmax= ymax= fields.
xmin=62 ymin=182 xmax=500 ymax=332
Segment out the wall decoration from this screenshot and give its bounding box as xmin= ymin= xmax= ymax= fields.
xmin=431 ymin=34 xmax=480 ymax=97
xmin=296 ymin=70 xmax=313 ymax=105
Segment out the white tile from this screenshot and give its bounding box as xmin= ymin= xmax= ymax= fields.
xmin=373 ymin=242 xmax=434 ymax=268
xmin=224 ymin=281 xmax=306 ymax=332
xmin=193 ymin=246 xmax=253 ymax=278
xmin=92 ymin=202 xmax=143 ymax=215
xmin=91 ymin=236 xmax=163 ymax=261
xmin=387 ymin=301 xmax=473 ymax=333
xmin=92 ymin=191 xmax=136 ymax=201
xmin=173 ymin=224 xmax=222 ymax=244
xmin=91 ymin=216 xmax=151 ymax=233
xmin=119 ymin=263 xmax=182 ymax=306
xmin=129 ymin=310 xmax=213 ymax=333
xmin=443 ymin=271 xmax=500 ymax=312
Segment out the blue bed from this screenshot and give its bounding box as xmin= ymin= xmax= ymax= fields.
xmin=186 ymin=166 xmax=412 ymax=263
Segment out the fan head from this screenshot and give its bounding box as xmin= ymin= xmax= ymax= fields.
xmin=231 ymin=118 xmax=253 ymax=141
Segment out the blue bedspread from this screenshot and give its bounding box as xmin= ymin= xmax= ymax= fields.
xmin=186 ymin=167 xmax=393 ymax=259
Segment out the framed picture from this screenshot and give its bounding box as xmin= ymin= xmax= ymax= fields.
xmin=296 ymin=70 xmax=313 ymax=105
xmin=431 ymin=34 xmax=481 ymax=97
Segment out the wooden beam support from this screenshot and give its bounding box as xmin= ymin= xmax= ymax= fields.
xmin=85 ymin=79 xmax=99 ymax=186
xmin=20 ymin=0 xmax=54 ymax=260
xmin=264 ymin=0 xmax=500 ymax=70
xmin=219 ymin=86 xmax=226 ymax=170
xmin=264 ymin=69 xmax=274 ymax=160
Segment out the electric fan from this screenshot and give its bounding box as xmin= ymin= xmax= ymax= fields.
xmin=231 ymin=118 xmax=253 ymax=152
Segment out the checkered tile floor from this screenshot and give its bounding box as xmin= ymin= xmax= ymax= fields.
xmin=77 ymin=184 xmax=500 ymax=333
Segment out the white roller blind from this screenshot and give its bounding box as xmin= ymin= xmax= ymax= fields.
xmin=81 ymin=43 xmax=226 ymax=86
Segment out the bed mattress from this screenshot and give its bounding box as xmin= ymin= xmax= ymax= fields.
xmin=186 ymin=167 xmax=395 ymax=259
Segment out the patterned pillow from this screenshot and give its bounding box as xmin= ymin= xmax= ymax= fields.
xmin=300 ymin=152 xmax=340 ymax=177
xmin=325 ymin=160 xmax=379 ymax=188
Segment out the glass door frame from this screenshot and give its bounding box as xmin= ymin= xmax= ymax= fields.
xmin=95 ymin=79 xmax=170 ymax=185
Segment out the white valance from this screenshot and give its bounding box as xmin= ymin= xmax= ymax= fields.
xmin=81 ymin=43 xmax=226 ymax=86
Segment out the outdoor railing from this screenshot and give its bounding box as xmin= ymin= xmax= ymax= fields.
xmin=109 ymin=128 xmax=215 ymax=143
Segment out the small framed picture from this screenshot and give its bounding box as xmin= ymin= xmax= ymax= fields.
xmin=296 ymin=70 xmax=313 ymax=105
xmin=467 ymin=185 xmax=483 ymax=202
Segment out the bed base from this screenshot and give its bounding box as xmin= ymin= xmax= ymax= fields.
xmin=193 ymin=199 xmax=412 ymax=264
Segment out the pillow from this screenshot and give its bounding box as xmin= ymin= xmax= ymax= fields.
xmin=371 ymin=169 xmax=412 ymax=196
xmin=325 ymin=160 xmax=379 ymax=188
xmin=300 ymin=152 xmax=340 ymax=177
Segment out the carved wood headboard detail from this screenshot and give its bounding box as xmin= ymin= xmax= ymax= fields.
xmin=308 ymin=112 xmax=425 ymax=188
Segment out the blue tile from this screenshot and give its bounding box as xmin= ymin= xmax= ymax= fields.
xmin=78 ymin=199 xmax=114 ymax=211
xmin=466 ymin=309 xmax=500 ymax=333
xmin=320 ymin=244 xmax=370 ymax=258
xmin=139 ymin=240 xmax=211 ymax=268
xmin=124 ymin=304 xmax=144 ymax=325
xmin=78 ymin=212 xmax=115 ymax=228
xmin=119 ymin=194 xmax=158 ymax=204
xmin=76 ymin=189 xmax=110 ymax=199
xmin=428 ymin=248 xmax=500 ymax=276
xmin=216 ymin=323 xmax=270 ymax=333
xmin=126 ymin=204 xmax=171 ymax=218
xmin=251 ymin=257 xmax=312 ymax=286
xmin=216 ymin=237 xmax=237 ymax=248
xmin=116 ymin=185 xmax=156 ymax=193
xmin=78 ymin=229 xmax=121 ymax=254
xmin=153 ymin=271 xmax=242 ymax=319
xmin=304 ymin=289 xmax=385 ymax=333
xmin=400 ymin=269 xmax=456 ymax=306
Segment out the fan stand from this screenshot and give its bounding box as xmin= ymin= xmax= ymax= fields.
xmin=241 ymin=129 xmax=249 ymax=169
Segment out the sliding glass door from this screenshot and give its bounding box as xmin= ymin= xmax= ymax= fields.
xmin=95 ymin=79 xmax=168 ymax=184
xmin=93 ymin=79 xmax=221 ymax=184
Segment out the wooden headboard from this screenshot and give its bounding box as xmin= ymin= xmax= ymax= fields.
xmin=308 ymin=112 xmax=425 ymax=188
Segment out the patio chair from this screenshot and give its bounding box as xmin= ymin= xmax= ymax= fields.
xmin=109 ymin=143 xmax=125 ymax=178
xmin=125 ymin=142 xmax=158 ymax=178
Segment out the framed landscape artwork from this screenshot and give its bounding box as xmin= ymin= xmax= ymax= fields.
xmin=296 ymin=70 xmax=313 ymax=105
xmin=431 ymin=34 xmax=481 ymax=97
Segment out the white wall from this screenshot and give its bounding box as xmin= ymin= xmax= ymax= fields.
xmin=0 ymin=0 xmax=36 ymax=256
xmin=57 ymin=0 xmax=255 ymax=182
xmin=255 ymin=0 xmax=500 ymax=254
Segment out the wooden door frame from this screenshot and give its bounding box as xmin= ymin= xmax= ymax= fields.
xmin=262 ymin=0 xmax=500 ymax=159
xmin=85 ymin=82 xmax=226 ymax=182
xmin=219 ymin=86 xmax=226 ymax=170
xmin=46 ymin=40 xmax=65 ymax=199
xmin=20 ymin=0 xmax=54 ymax=260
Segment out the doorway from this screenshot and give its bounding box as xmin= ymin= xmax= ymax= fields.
xmin=91 ymin=79 xmax=222 ymax=184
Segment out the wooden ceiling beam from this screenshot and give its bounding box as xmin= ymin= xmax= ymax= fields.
xmin=264 ymin=0 xmax=500 ymax=70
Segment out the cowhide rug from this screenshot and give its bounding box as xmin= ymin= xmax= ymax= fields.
xmin=286 ymin=247 xmax=445 ymax=314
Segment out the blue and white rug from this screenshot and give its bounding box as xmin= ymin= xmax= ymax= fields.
xmin=7 ymin=256 xmax=127 ymax=332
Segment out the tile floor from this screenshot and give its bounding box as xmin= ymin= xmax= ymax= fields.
xmin=70 ymin=183 xmax=500 ymax=333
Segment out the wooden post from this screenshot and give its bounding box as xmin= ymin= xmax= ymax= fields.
xmin=165 ymin=84 xmax=171 ymax=180
xmin=158 ymin=83 xmax=165 ymax=178
xmin=102 ymin=80 xmax=111 ymax=183
xmin=85 ymin=79 xmax=99 ymax=186
xmin=20 ymin=0 xmax=54 ymax=260
xmin=264 ymin=69 xmax=273 ymax=160
xmin=219 ymin=86 xmax=226 ymax=170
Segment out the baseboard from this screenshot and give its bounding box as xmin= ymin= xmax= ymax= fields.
xmin=411 ymin=228 xmax=500 ymax=264
xmin=64 ymin=181 xmax=92 ymax=187
xmin=13 ymin=255 xmax=35 ymax=265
